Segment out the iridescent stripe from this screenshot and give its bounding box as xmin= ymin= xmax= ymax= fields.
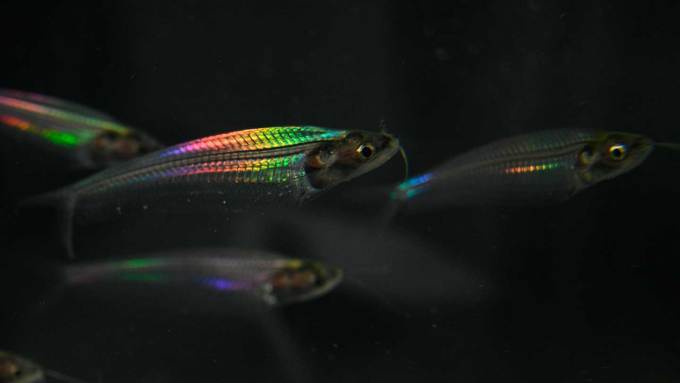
xmin=394 ymin=173 xmax=433 ymax=199
xmin=65 ymin=256 xmax=297 ymax=293
xmin=160 ymin=126 xmax=345 ymax=157
xmin=395 ymin=130 xmax=589 ymax=201
xmin=0 ymin=114 xmax=84 ymax=147
xmin=86 ymin=153 xmax=307 ymax=194
xmin=0 ymin=94 xmax=130 ymax=133
xmin=503 ymin=160 xmax=562 ymax=175
xmin=74 ymin=126 xmax=344 ymax=196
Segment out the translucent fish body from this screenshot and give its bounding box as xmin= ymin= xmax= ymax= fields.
xmin=27 ymin=125 xmax=401 ymax=259
xmin=0 ymin=89 xmax=162 ymax=168
xmin=65 ymin=251 xmax=343 ymax=305
xmin=394 ymin=129 xmax=652 ymax=208
xmin=63 ymin=126 xmax=347 ymax=212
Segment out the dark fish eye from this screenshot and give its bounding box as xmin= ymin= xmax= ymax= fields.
xmin=609 ymin=144 xmax=627 ymax=161
xmin=357 ymin=144 xmax=375 ymax=159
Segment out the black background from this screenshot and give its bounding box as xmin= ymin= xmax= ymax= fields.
xmin=1 ymin=1 xmax=679 ymax=382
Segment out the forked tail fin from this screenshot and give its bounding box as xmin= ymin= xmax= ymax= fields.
xmin=19 ymin=190 xmax=77 ymax=259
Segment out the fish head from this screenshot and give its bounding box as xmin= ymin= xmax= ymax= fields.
xmin=577 ymin=132 xmax=654 ymax=185
xmin=0 ymin=351 xmax=44 ymax=383
xmin=305 ymin=130 xmax=400 ymax=189
xmin=90 ymin=129 xmax=163 ymax=165
xmin=266 ymin=260 xmax=342 ymax=305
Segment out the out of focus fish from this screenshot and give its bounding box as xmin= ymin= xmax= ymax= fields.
xmin=0 ymin=350 xmax=87 ymax=383
xmin=25 ymin=126 xmax=400 ymax=258
xmin=393 ymin=129 xmax=656 ymax=209
xmin=64 ymin=251 xmax=342 ymax=306
xmin=0 ymin=89 xmax=162 ymax=168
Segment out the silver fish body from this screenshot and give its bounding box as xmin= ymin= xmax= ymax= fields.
xmin=64 ymin=249 xmax=343 ymax=306
xmin=26 ymin=126 xmax=399 ymax=258
xmin=58 ymin=126 xmax=397 ymax=210
xmin=394 ymin=129 xmax=654 ymax=209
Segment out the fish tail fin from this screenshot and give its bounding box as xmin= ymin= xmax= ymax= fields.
xmin=18 ymin=190 xmax=77 ymax=259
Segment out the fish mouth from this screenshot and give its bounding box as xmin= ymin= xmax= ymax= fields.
xmin=630 ymin=135 xmax=654 ymax=166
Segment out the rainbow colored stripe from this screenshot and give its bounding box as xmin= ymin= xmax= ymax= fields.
xmin=116 ymin=153 xmax=307 ymax=190
xmin=0 ymin=114 xmax=83 ymax=147
xmin=65 ymin=256 xmax=308 ymax=294
xmin=0 ymin=94 xmax=129 ymax=133
xmin=169 ymin=154 xmax=307 ymax=183
xmin=503 ymin=161 xmax=561 ymax=175
xmin=394 ymin=159 xmax=569 ymax=201
xmin=395 ymin=173 xmax=433 ymax=199
xmin=78 ymin=126 xmax=346 ymax=194
xmin=160 ymin=126 xmax=344 ymax=157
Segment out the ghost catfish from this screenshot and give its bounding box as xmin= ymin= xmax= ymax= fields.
xmin=393 ymin=129 xmax=662 ymax=209
xmin=24 ymin=126 xmax=400 ymax=258
xmin=0 ymin=89 xmax=162 ymax=169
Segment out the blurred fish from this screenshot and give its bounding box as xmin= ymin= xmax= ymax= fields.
xmin=64 ymin=251 xmax=342 ymax=306
xmin=0 ymin=89 xmax=162 ymax=169
xmin=0 ymin=350 xmax=87 ymax=383
xmin=392 ymin=129 xmax=655 ymax=209
xmin=25 ymin=126 xmax=400 ymax=257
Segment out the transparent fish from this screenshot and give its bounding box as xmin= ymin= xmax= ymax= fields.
xmin=392 ymin=129 xmax=655 ymax=209
xmin=64 ymin=250 xmax=343 ymax=306
xmin=0 ymin=350 xmax=87 ymax=383
xmin=0 ymin=89 xmax=162 ymax=169
xmin=25 ymin=126 xmax=400 ymax=258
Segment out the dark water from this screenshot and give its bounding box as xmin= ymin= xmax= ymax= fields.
xmin=1 ymin=1 xmax=680 ymax=382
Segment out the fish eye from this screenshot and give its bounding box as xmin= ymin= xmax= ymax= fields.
xmin=608 ymin=144 xmax=627 ymax=161
xmin=356 ymin=144 xmax=375 ymax=160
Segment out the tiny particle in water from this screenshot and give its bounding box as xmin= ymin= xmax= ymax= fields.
xmin=116 ymin=206 xmax=122 ymax=215
xmin=142 ymin=204 xmax=149 ymax=210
